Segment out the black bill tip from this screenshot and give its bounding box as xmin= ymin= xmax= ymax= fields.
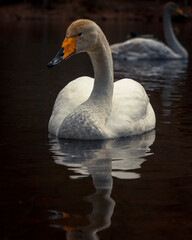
xmin=47 ymin=61 xmax=54 ymax=68
xmin=47 ymin=48 xmax=64 ymax=69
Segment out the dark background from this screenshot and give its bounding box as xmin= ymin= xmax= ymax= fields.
xmin=0 ymin=0 xmax=192 ymax=22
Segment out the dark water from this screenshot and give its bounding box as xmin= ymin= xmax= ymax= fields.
xmin=0 ymin=19 xmax=192 ymax=240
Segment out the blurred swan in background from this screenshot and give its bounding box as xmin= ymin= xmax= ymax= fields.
xmin=111 ymin=2 xmax=188 ymax=60
xmin=48 ymin=19 xmax=155 ymax=140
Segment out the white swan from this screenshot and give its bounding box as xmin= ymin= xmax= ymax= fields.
xmin=47 ymin=19 xmax=156 ymax=140
xmin=111 ymin=2 xmax=188 ymax=60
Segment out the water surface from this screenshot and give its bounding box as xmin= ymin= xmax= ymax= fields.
xmin=0 ymin=20 xmax=192 ymax=240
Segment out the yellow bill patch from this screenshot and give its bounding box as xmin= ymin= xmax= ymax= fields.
xmin=62 ymin=37 xmax=76 ymax=60
xmin=177 ymin=8 xmax=183 ymax=15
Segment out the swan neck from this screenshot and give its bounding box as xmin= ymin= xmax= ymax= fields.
xmin=88 ymin=35 xmax=114 ymax=114
xmin=163 ymin=7 xmax=188 ymax=58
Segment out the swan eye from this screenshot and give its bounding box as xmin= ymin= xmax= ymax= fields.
xmin=78 ymin=32 xmax=83 ymax=37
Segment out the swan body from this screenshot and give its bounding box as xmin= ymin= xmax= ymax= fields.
xmin=111 ymin=2 xmax=188 ymax=60
xmin=48 ymin=19 xmax=155 ymax=140
xmin=111 ymin=37 xmax=183 ymax=60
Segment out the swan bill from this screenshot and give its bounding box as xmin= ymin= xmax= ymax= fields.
xmin=61 ymin=37 xmax=76 ymax=60
xmin=47 ymin=48 xmax=64 ymax=68
xmin=177 ymin=7 xmax=187 ymax=17
xmin=177 ymin=8 xmax=183 ymax=15
xmin=47 ymin=37 xmax=76 ymax=68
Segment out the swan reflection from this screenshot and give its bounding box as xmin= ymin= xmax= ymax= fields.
xmin=48 ymin=131 xmax=155 ymax=239
xmin=50 ymin=131 xmax=155 ymax=180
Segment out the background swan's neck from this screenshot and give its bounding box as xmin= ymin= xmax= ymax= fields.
xmin=163 ymin=8 xmax=188 ymax=58
xmin=87 ymin=33 xmax=114 ymax=117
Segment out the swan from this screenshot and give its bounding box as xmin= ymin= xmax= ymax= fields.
xmin=111 ymin=2 xmax=188 ymax=60
xmin=47 ymin=19 xmax=156 ymax=140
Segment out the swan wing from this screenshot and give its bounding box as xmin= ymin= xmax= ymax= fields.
xmin=49 ymin=77 xmax=155 ymax=138
xmin=107 ymin=78 xmax=155 ymax=136
xmin=49 ymin=76 xmax=94 ymax=135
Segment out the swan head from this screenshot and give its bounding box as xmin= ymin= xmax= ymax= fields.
xmin=164 ymin=2 xmax=186 ymax=16
xmin=47 ymin=19 xmax=101 ymax=68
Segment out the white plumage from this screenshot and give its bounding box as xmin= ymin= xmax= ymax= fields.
xmin=49 ymin=76 xmax=155 ymax=139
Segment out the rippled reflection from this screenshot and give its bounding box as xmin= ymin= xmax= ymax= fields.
xmin=49 ymin=131 xmax=155 ymax=180
xmin=114 ymin=59 xmax=188 ymax=88
xmin=48 ymin=131 xmax=155 ymax=239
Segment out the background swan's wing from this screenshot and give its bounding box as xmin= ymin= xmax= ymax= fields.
xmin=111 ymin=38 xmax=177 ymax=59
xmin=49 ymin=76 xmax=94 ymax=135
